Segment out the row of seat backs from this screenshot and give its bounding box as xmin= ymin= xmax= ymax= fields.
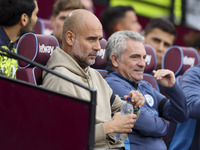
xmin=32 ymin=17 xmax=157 ymax=75
xmin=33 ymin=17 xmax=200 ymax=78
xmin=94 ymin=43 xmax=200 ymax=89
xmin=33 ymin=17 xmax=158 ymax=75
xmin=16 ymin=33 xmax=59 ymax=85
xmin=32 ymin=18 xmax=161 ymax=92
xmin=90 ymin=44 xmax=200 ymax=78
xmin=16 ymin=33 xmax=110 ymax=84
xmin=16 ymin=33 xmax=199 ymax=91
xmin=16 ymin=33 xmax=109 ymax=85
xmin=15 ymin=33 xmax=159 ymax=92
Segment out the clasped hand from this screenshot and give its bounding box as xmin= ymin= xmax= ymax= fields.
xmin=109 ymin=112 xmax=137 ymax=134
xmin=125 ymin=90 xmax=145 ymax=109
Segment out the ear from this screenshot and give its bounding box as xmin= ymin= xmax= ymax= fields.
xmin=110 ymin=54 xmax=119 ymax=67
xmin=114 ymin=23 xmax=123 ymax=32
xmin=65 ymin=30 xmax=75 ymax=46
xmin=20 ymin=13 xmax=29 ymax=27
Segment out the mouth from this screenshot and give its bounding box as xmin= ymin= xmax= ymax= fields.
xmin=89 ymin=52 xmax=97 ymax=58
xmin=89 ymin=54 xmax=97 ymax=56
xmin=135 ymin=69 xmax=144 ymax=73
xmin=88 ymin=55 xmax=97 ymax=60
xmin=89 ymin=54 xmax=97 ymax=57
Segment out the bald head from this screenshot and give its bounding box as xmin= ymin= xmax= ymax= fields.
xmin=62 ymin=9 xmax=102 ymax=41
xmin=61 ymin=9 xmax=103 ymax=68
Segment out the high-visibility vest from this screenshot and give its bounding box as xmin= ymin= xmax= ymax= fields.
xmin=109 ymin=0 xmax=182 ymax=25
xmin=0 ymin=43 xmax=17 ymax=79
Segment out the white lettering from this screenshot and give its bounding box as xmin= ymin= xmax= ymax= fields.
xmin=44 ymin=29 xmax=53 ymax=35
xmin=97 ymin=49 xmax=105 ymax=59
xmin=183 ymin=56 xmax=195 ymax=67
xmin=39 ymin=43 xmax=54 ymax=55
xmin=145 ymin=55 xmax=152 ymax=65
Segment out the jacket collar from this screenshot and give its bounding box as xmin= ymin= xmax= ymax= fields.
xmin=108 ymin=70 xmax=139 ymax=88
xmin=45 ymin=47 xmax=91 ymax=79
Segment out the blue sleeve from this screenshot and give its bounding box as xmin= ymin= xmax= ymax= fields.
xmin=134 ymin=105 xmax=168 ymax=137
xmin=180 ymin=67 xmax=200 ymax=119
xmin=161 ymin=82 xmax=189 ymax=123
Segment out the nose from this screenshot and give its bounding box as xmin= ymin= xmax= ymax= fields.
xmin=157 ymin=43 xmax=164 ymax=52
xmin=94 ymin=40 xmax=101 ymax=51
xmin=138 ymin=57 xmax=146 ymax=68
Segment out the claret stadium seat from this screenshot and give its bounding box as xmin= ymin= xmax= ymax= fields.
xmin=91 ymin=38 xmax=108 ymax=78
xmin=144 ymin=44 xmax=157 ymax=74
xmin=143 ymin=44 xmax=159 ymax=91
xmin=34 ymin=18 xmax=53 ymax=35
xmin=16 ymin=33 xmax=59 ymax=85
xmin=162 ymin=46 xmax=200 ymax=83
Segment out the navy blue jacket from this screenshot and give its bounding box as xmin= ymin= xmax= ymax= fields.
xmin=168 ymin=64 xmax=200 ymax=150
xmin=105 ymin=70 xmax=188 ymax=150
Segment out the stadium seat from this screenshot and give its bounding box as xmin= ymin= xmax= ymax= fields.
xmin=162 ymin=46 xmax=200 ymax=76
xmin=91 ymin=38 xmax=108 ymax=77
xmin=16 ymin=33 xmax=59 ymax=85
xmin=144 ymin=44 xmax=157 ymax=74
xmin=143 ymin=44 xmax=159 ymax=91
xmin=34 ymin=18 xmax=53 ymax=35
xmin=91 ymin=38 xmax=107 ymax=69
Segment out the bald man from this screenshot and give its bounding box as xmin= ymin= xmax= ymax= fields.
xmin=42 ymin=9 xmax=145 ymax=149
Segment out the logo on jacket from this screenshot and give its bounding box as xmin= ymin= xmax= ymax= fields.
xmin=144 ymin=94 xmax=154 ymax=106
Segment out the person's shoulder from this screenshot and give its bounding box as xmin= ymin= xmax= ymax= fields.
xmin=184 ymin=64 xmax=200 ymax=76
xmin=104 ymin=71 xmax=120 ymax=82
xmin=89 ymin=67 xmax=106 ymax=79
xmin=89 ymin=67 xmax=100 ymax=75
xmin=0 ymin=26 xmax=9 ymax=46
xmin=0 ymin=34 xmax=6 ymax=46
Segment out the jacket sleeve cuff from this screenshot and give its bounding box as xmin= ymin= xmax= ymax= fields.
xmin=95 ymin=123 xmax=106 ymax=142
xmin=134 ymin=109 xmax=140 ymax=119
xmin=160 ymin=81 xmax=179 ymax=92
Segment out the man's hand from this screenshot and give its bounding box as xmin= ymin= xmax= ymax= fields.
xmin=103 ymin=112 xmax=137 ymax=134
xmin=125 ymin=90 xmax=145 ymax=109
xmin=153 ymin=69 xmax=175 ymax=88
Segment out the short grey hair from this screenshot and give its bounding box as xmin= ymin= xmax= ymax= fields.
xmin=106 ymin=30 xmax=145 ymax=71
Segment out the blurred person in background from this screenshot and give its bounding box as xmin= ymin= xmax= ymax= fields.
xmin=144 ymin=18 xmax=177 ymax=70
xmin=0 ymin=0 xmax=38 ymax=78
xmin=101 ymin=5 xmax=142 ymax=39
xmin=50 ymin=0 xmax=84 ymax=48
xmin=80 ymin=0 xmax=94 ymax=13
